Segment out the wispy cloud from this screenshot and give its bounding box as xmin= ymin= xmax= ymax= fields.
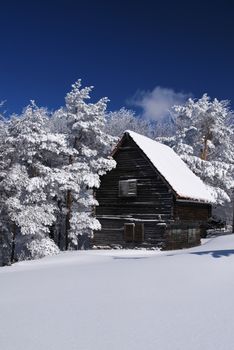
xmin=130 ymin=86 xmax=191 ymax=121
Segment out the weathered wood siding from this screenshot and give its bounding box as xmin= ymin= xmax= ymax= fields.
xmin=165 ymin=222 xmax=200 ymax=249
xmin=93 ymin=218 xmax=168 ymax=247
xmin=94 ymin=135 xmax=173 ymax=246
xmin=94 ymin=133 xmax=212 ymax=249
xmin=174 ymin=201 xmax=212 ymax=221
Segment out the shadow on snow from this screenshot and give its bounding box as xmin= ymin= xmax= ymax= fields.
xmin=190 ymin=249 xmax=234 ymax=258
xmin=112 ymin=249 xmax=234 ymax=260
xmin=112 ymin=256 xmax=149 ymax=260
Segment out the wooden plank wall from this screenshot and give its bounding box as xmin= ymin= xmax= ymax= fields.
xmin=94 ymin=136 xmax=173 ymax=246
xmin=93 ymin=218 xmax=167 ymax=247
xmin=174 ymin=201 xmax=212 ymax=221
xmin=94 ymin=134 xmax=212 ymax=248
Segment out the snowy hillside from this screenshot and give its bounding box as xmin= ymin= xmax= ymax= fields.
xmin=1 ymin=235 xmax=234 ymax=350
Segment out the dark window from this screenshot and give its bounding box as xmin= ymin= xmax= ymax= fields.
xmin=119 ymin=180 xmax=137 ymax=197
xmin=124 ymin=223 xmax=144 ymax=243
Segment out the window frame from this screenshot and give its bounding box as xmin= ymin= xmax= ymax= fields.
xmin=118 ymin=179 xmax=137 ymax=198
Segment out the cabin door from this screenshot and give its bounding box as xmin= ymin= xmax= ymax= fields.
xmin=124 ymin=223 xmax=144 ymax=243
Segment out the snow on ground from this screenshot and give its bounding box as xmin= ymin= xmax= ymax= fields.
xmin=1 ymin=235 xmax=234 ymax=350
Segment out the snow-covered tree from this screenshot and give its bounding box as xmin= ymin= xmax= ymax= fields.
xmin=52 ymin=80 xmax=116 ymax=248
xmin=0 ymin=80 xmax=116 ymax=264
xmin=105 ymin=107 xmax=175 ymax=139
xmin=0 ymin=102 xmax=73 ymax=262
xmin=104 ymin=108 xmax=153 ymax=138
xmin=0 ymin=115 xmax=12 ymax=265
xmin=173 ymin=94 xmax=234 ymax=162
xmin=167 ymin=94 xmax=234 ymax=221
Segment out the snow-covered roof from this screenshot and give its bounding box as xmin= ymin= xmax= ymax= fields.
xmin=124 ymin=130 xmax=214 ymax=203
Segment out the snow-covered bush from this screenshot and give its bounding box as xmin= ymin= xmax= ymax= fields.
xmin=16 ymin=237 xmax=60 ymax=261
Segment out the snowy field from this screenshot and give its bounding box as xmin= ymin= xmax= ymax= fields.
xmin=1 ymin=235 xmax=234 ymax=350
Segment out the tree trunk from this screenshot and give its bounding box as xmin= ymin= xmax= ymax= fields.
xmin=200 ymin=130 xmax=211 ymax=161
xmin=10 ymin=222 xmax=17 ymax=264
xmin=57 ymin=199 xmax=62 ymax=249
xmin=64 ymin=137 xmax=78 ymax=250
xmin=65 ymin=189 xmax=72 ymax=250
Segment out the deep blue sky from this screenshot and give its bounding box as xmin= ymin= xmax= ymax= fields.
xmin=0 ymin=0 xmax=233 ymax=115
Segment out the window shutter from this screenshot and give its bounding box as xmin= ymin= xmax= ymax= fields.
xmin=124 ymin=223 xmax=135 ymax=242
xmin=119 ymin=181 xmax=129 ymax=197
xmin=128 ymin=181 xmax=137 ymax=196
xmin=134 ymin=223 xmax=144 ymax=242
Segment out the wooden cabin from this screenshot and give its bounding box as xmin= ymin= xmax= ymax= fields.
xmin=93 ymin=130 xmax=213 ymax=249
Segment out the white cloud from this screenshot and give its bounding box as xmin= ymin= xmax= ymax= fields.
xmin=130 ymin=86 xmax=190 ymax=121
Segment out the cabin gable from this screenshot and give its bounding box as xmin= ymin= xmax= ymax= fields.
xmin=96 ymin=134 xmax=173 ymax=219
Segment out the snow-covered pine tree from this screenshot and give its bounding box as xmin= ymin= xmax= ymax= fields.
xmin=169 ymin=94 xmax=234 ymax=222
xmin=105 ymin=107 xmax=175 ymax=139
xmin=52 ymin=80 xmax=116 ymax=249
xmin=0 ymin=102 xmax=74 ymax=262
xmin=0 ymin=114 xmax=12 ymax=265
xmin=104 ymin=107 xmax=154 ymax=138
